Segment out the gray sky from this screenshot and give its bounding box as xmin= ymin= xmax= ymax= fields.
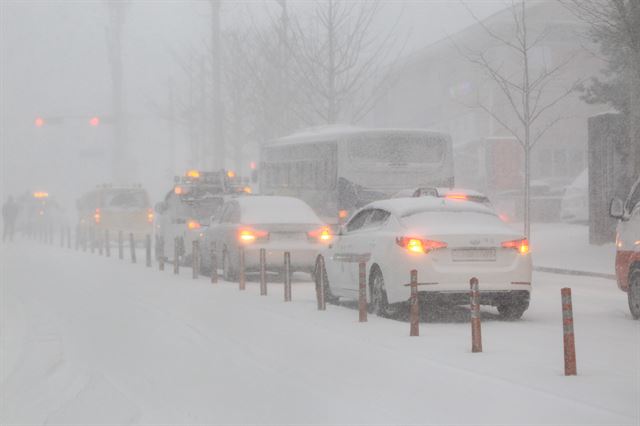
xmin=0 ymin=0 xmax=507 ymax=202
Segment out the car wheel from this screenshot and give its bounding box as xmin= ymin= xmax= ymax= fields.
xmin=315 ymin=256 xmax=338 ymax=304
xmin=497 ymin=300 xmax=528 ymax=320
xmin=222 ymin=250 xmax=238 ymax=282
xmin=628 ymin=267 xmax=640 ymax=320
xmin=370 ymin=267 xmax=397 ymax=318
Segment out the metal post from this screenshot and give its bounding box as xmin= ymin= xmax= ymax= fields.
xmin=174 ymin=237 xmax=180 ymax=275
xmin=60 ymin=226 xmax=64 ymax=247
xmin=316 ymin=256 xmax=326 ymax=310
xmin=98 ymin=231 xmax=104 ymax=255
xmin=470 ymin=277 xmax=482 ymax=353
xmin=561 ymin=288 xmax=577 ymax=376
xmin=158 ymin=237 xmax=165 ymax=271
xmin=145 ymin=234 xmax=152 ymax=267
xmin=118 ymin=230 xmax=123 ymax=260
xmin=210 ymin=245 xmax=218 ymax=284
xmin=129 ymin=233 xmax=136 ymax=263
xmin=259 ymin=248 xmax=267 ymax=295
xmin=105 ymin=229 xmax=111 ymax=257
xmin=358 ymin=261 xmax=367 ymax=323
xmin=192 ymin=240 xmax=199 ymax=279
xmin=239 ymin=247 xmax=246 ymax=291
xmin=284 ymin=252 xmax=291 ymax=302
xmin=410 ymin=270 xmax=419 ymax=336
xmin=67 ymin=227 xmax=72 ymax=249
xmin=90 ymin=228 xmax=95 ymax=254
xmin=82 ymin=228 xmax=87 ymax=252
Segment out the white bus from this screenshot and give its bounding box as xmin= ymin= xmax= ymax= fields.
xmin=260 ymin=126 xmax=454 ymax=224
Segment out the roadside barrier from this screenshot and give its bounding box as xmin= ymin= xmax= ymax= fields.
xmin=210 ymin=245 xmax=218 ymax=284
xmin=118 ymin=230 xmax=123 ymax=260
xmin=470 ymin=277 xmax=482 ymax=352
xmin=284 ymin=252 xmax=291 ymax=302
xmin=409 ymin=270 xmax=419 ymax=336
xmin=145 ymin=234 xmax=152 ymax=268
xmin=239 ymin=247 xmax=246 ymax=291
xmin=105 ymin=230 xmax=111 ymax=257
xmin=129 ymin=233 xmax=136 ymax=263
xmin=315 ymin=256 xmax=326 ymax=310
xmin=158 ymin=237 xmax=165 ymax=271
xmin=259 ymin=248 xmax=267 ymax=295
xmin=174 ymin=237 xmax=180 ymax=275
xmin=359 ymin=261 xmax=367 ymax=322
xmin=561 ymin=288 xmax=577 ymax=375
xmin=192 ymin=240 xmax=199 ymax=279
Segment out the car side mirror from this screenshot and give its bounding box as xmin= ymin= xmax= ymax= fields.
xmin=610 ymin=198 xmax=624 ymax=219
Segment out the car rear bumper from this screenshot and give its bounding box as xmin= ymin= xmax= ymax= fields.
xmin=417 ymin=289 xmax=529 ymax=307
xmin=243 ymin=247 xmax=318 ymax=273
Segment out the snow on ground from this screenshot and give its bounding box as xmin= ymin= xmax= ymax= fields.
xmin=1 ymin=238 xmax=638 ymax=425
xmin=526 ymin=223 xmax=615 ymax=275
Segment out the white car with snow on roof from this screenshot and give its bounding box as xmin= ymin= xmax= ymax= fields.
xmin=204 ymin=195 xmax=332 ymax=280
xmin=316 ymin=197 xmax=532 ymax=319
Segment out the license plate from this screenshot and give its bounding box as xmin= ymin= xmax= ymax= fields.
xmin=452 ymin=248 xmax=496 ymax=262
xmin=270 ymin=232 xmax=306 ymax=241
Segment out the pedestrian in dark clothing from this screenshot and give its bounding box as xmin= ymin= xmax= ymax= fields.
xmin=2 ymin=196 xmax=19 ymax=242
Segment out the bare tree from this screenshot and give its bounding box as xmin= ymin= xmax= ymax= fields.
xmin=455 ymin=1 xmax=581 ymax=238
xmin=563 ymin=0 xmax=640 ymax=178
xmin=289 ymin=0 xmax=403 ymax=125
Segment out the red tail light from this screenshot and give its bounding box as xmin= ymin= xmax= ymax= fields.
xmin=94 ymin=208 xmax=101 ymax=224
xmin=502 ymin=238 xmax=529 ymax=254
xmin=187 ymin=219 xmax=201 ymax=230
xmin=147 ymin=208 xmax=154 ymax=223
xmin=445 ymin=193 xmax=468 ymax=201
xmin=238 ymin=227 xmax=269 ymax=243
xmin=396 ymin=236 xmax=447 ymax=254
xmin=308 ymin=226 xmax=332 ymax=243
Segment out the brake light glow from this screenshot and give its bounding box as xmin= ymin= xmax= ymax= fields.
xmin=446 ymin=193 xmax=468 ymax=201
xmin=187 ymin=220 xmax=201 ymax=230
xmin=33 ymin=191 xmax=49 ymax=199
xmin=174 ymin=186 xmax=183 ymax=195
xmin=396 ymin=237 xmax=447 ymax=254
xmin=227 ymin=170 xmax=236 ymax=178
xmin=147 ymin=208 xmax=154 ymax=223
xmin=186 ymin=169 xmax=200 ymax=178
xmin=243 ymin=186 xmax=252 ymax=194
xmin=502 ymin=238 xmax=529 ymax=254
xmin=238 ymin=228 xmax=269 ymax=243
xmin=338 ymin=210 xmax=348 ymax=219
xmin=94 ymin=208 xmax=101 ymax=224
xmin=308 ymin=226 xmax=332 ymax=242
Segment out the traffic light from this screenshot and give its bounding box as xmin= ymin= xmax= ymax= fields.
xmin=89 ymin=116 xmax=100 ymax=126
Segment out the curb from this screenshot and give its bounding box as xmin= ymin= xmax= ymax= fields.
xmin=534 ymin=266 xmax=616 ymax=280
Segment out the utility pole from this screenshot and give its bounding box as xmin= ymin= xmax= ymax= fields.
xmin=106 ymin=2 xmax=129 ymax=183
xmin=211 ymin=1 xmax=225 ymax=170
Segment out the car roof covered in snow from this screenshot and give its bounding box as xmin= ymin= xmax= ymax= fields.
xmin=363 ymin=196 xmax=497 ymax=218
xmin=266 ymin=126 xmax=449 ymax=147
xmin=235 ymin=195 xmax=323 ymax=224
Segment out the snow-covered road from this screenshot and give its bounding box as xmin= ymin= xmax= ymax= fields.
xmin=1 ymin=241 xmax=638 ymax=425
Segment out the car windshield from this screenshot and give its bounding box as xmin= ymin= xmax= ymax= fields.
xmin=188 ymin=199 xmax=223 ymax=222
xmin=401 ymin=210 xmax=504 ymax=231
xmin=240 ymin=197 xmax=321 ymax=225
xmin=103 ymin=190 xmax=148 ymax=210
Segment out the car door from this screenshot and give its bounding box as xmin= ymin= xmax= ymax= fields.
xmin=327 ymin=209 xmax=373 ymax=298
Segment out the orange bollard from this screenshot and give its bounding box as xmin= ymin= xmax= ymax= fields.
xmin=316 ymin=256 xmax=326 ymax=310
xmin=284 ymin=252 xmax=292 ymax=302
xmin=158 ymin=237 xmax=165 ymax=272
xmin=358 ymin=262 xmax=367 ymax=322
xmin=105 ymin=229 xmax=111 ymax=257
xmin=174 ymin=237 xmax=180 ymax=275
xmin=239 ymin=247 xmax=246 ymax=291
xmin=561 ymin=288 xmax=577 ymax=375
xmin=118 ymin=230 xmax=123 ymax=260
xmin=192 ymin=240 xmax=199 ymax=278
xmin=470 ymin=277 xmax=482 ymax=352
xmin=259 ymin=248 xmax=267 ymax=295
xmin=410 ymin=270 xmax=419 ymax=336
xmin=210 ymin=245 xmax=218 ymax=284
xmin=146 ymin=234 xmax=152 ymax=267
xmin=129 ymin=233 xmax=136 ymax=263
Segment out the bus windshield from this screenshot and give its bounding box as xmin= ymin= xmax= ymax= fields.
xmin=348 ymin=134 xmax=445 ymax=165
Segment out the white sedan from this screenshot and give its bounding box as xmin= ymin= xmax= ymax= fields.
xmin=316 ymin=197 xmax=532 ymax=319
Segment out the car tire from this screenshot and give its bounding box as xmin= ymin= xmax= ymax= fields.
xmin=628 ymin=267 xmax=640 ymax=320
xmin=315 ymin=256 xmax=339 ymax=305
xmin=222 ymin=249 xmax=238 ymax=282
xmin=497 ymin=299 xmax=528 ymax=320
xmin=370 ymin=267 xmax=398 ymax=318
